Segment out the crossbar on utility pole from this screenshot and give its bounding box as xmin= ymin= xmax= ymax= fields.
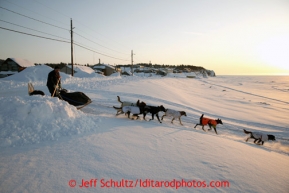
xmin=70 ymin=18 xmax=74 ymax=76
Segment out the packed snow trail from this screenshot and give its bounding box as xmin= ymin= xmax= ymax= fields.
xmin=81 ymin=89 xmax=289 ymax=155
xmin=200 ymin=78 xmax=289 ymax=104
xmin=1 ymin=70 xmax=289 ymax=192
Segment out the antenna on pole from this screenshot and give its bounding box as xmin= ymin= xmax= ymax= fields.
xmin=70 ymin=18 xmax=75 ymax=76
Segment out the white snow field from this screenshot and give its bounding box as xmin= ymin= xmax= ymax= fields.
xmin=0 ymin=66 xmax=289 ymax=193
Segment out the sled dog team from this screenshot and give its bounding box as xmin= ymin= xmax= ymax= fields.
xmin=113 ymin=96 xmax=276 ymax=145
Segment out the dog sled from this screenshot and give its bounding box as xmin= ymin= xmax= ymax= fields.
xmin=57 ymin=89 xmax=92 ymax=110
xmin=28 ymin=83 xmax=92 ymax=110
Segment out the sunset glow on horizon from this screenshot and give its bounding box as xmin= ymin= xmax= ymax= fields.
xmin=0 ymin=0 xmax=288 ymax=75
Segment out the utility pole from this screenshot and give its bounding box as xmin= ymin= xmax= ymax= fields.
xmin=131 ymin=50 xmax=134 ymax=76
xmin=70 ymin=18 xmax=74 ymax=76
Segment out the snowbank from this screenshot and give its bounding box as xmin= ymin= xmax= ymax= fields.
xmin=0 ymin=95 xmax=98 ymax=147
xmin=109 ymin=72 xmax=121 ymax=77
xmin=1 ymin=71 xmax=289 ymax=192
xmin=67 ymin=65 xmax=104 ymax=78
xmin=2 ymin=65 xmax=71 ymax=82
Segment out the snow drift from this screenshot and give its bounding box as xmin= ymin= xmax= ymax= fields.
xmin=0 ymin=65 xmax=289 ymax=193
xmin=0 ymin=95 xmax=98 ymax=147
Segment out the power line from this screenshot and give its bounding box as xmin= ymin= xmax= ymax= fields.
xmin=74 ymin=43 xmax=130 ymax=61
xmin=0 ymin=5 xmax=130 ymax=59
xmin=0 ymin=19 xmax=101 ymax=53
xmin=0 ymin=19 xmax=111 ymax=54
xmin=3 ymin=1 xmax=131 ymax=57
xmin=74 ymin=31 xmax=128 ymax=56
xmin=0 ymin=6 xmax=69 ymax=31
xmin=3 ymin=0 xmax=68 ymax=27
xmin=0 ymin=26 xmax=130 ymax=61
xmin=72 ymin=39 xmax=116 ymax=58
xmin=31 ymin=0 xmax=72 ymax=21
xmin=72 ymin=22 xmax=131 ymax=52
xmin=0 ymin=26 xmax=70 ymax=43
xmin=0 ymin=19 xmax=70 ymax=41
xmin=30 ymin=0 xmax=131 ymax=51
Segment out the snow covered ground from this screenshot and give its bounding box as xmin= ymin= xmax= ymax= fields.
xmin=0 ymin=66 xmax=289 ymax=192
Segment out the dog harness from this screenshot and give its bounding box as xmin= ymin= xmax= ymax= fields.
xmin=201 ymin=117 xmax=217 ymax=128
xmin=122 ymin=102 xmax=136 ymax=106
xmin=165 ymin=109 xmax=182 ymax=118
xmin=122 ymin=106 xmax=140 ymax=114
xmin=252 ymin=132 xmax=269 ymax=141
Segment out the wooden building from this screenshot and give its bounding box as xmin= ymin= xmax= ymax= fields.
xmin=92 ymin=64 xmax=116 ymax=76
xmin=60 ymin=65 xmax=76 ymax=75
xmin=0 ymin=58 xmax=34 ymax=78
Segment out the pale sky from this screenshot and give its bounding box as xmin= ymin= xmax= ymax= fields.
xmin=0 ymin=0 xmax=288 ymax=75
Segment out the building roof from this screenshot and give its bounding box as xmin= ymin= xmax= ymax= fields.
xmin=93 ymin=65 xmax=105 ymax=69
xmin=93 ymin=64 xmax=114 ymax=70
xmin=9 ymin=58 xmax=35 ymax=67
xmin=66 ymin=65 xmax=95 ymax=74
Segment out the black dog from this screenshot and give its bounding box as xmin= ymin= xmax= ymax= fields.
xmin=29 ymin=90 xmax=45 ymax=96
xmin=244 ymin=129 xmax=276 ymax=145
xmin=28 ymin=82 xmax=45 ymax=96
xmin=143 ymin=105 xmax=166 ymax=123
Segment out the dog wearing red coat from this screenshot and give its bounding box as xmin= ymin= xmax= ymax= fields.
xmin=194 ymin=114 xmax=223 ymax=134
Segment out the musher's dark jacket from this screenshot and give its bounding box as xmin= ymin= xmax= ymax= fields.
xmin=46 ymin=70 xmax=61 ymax=95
